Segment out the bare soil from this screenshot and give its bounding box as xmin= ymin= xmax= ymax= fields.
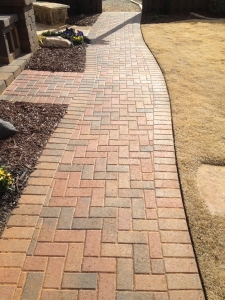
xmin=141 ymin=18 xmax=225 ymax=300
xmin=0 ymin=101 xmax=67 ymax=236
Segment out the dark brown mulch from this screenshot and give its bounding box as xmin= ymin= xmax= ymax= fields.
xmin=141 ymin=11 xmax=225 ymax=24
xmin=26 ymin=13 xmax=100 ymax=73
xmin=0 ymin=101 xmax=67 ymax=236
xmin=67 ymin=14 xmax=100 ymax=26
xmin=25 ymin=45 xmax=86 ymax=72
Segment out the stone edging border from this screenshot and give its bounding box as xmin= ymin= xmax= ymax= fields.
xmin=0 ymin=53 xmax=32 ymax=95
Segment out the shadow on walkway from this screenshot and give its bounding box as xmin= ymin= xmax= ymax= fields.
xmin=93 ymin=13 xmax=141 ymax=44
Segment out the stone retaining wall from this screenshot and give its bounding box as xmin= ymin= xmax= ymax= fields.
xmin=38 ymin=0 xmax=102 ymax=14
xmin=0 ymin=0 xmax=38 ymax=53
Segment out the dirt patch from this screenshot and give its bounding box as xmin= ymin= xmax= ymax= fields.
xmin=141 ymin=19 xmax=225 ymax=299
xmin=25 ymin=45 xmax=86 ymax=72
xmin=0 ymin=101 xmax=67 ymax=236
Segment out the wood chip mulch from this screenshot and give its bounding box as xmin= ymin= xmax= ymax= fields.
xmin=25 ymin=13 xmax=101 ymax=73
xmin=0 ymin=101 xmax=68 ymax=236
xmin=25 ymin=45 xmax=86 ymax=73
xmin=67 ymin=14 xmax=100 ymax=26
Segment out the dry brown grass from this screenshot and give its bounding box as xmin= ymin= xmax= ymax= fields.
xmin=141 ymin=19 xmax=225 ymax=299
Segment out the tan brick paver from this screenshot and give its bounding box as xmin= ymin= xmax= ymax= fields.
xmin=0 ymin=12 xmax=205 ymax=299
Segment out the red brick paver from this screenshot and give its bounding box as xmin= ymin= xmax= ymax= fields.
xmin=0 ymin=12 xmax=205 ymax=300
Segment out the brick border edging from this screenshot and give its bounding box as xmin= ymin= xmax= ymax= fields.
xmin=140 ymin=23 xmax=207 ymax=298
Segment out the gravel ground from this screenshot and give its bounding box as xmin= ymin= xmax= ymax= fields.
xmin=103 ymin=0 xmax=141 ymax=12
xmin=67 ymin=14 xmax=100 ymax=26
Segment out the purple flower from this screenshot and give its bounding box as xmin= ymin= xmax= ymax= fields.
xmin=77 ymin=30 xmax=84 ymax=36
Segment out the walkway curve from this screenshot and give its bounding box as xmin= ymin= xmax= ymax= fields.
xmin=0 ymin=12 xmax=205 ymax=300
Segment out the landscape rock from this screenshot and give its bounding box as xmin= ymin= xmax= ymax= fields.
xmin=0 ymin=118 xmax=17 ymax=139
xmin=34 ymin=2 xmax=70 ymax=25
xmin=42 ymin=36 xmax=72 ymax=48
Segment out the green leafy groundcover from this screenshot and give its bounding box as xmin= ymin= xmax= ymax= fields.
xmin=41 ymin=27 xmax=91 ymax=45
xmin=0 ymin=166 xmax=13 ymax=193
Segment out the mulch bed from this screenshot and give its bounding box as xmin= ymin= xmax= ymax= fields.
xmin=25 ymin=45 xmax=86 ymax=73
xmin=26 ymin=13 xmax=100 ymax=73
xmin=0 ymin=101 xmax=67 ymax=236
xmin=67 ymin=14 xmax=100 ymax=26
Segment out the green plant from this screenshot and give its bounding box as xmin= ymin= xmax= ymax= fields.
xmin=38 ymin=35 xmax=46 ymax=46
xmin=209 ymin=0 xmax=225 ymax=14
xmin=42 ymin=28 xmax=86 ymax=45
xmin=60 ymin=28 xmax=84 ymax=44
xmin=150 ymin=13 xmax=168 ymax=21
xmin=0 ymin=167 xmax=13 ymax=193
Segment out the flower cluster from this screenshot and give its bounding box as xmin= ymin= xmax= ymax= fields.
xmin=38 ymin=35 xmax=45 ymax=46
xmin=60 ymin=28 xmax=84 ymax=44
xmin=42 ymin=28 xmax=85 ymax=45
xmin=0 ymin=167 xmax=13 ymax=193
xmin=72 ymin=35 xmax=84 ymax=43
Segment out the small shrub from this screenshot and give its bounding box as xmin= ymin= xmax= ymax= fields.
xmin=209 ymin=0 xmax=225 ymax=14
xmin=0 ymin=167 xmax=13 ymax=193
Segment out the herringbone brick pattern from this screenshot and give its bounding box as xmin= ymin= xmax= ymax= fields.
xmin=0 ymin=12 xmax=205 ymax=300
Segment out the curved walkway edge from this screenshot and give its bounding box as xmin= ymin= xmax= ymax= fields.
xmin=0 ymin=12 xmax=205 ymax=300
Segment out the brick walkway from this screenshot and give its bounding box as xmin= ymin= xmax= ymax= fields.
xmin=0 ymin=12 xmax=205 ymax=300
